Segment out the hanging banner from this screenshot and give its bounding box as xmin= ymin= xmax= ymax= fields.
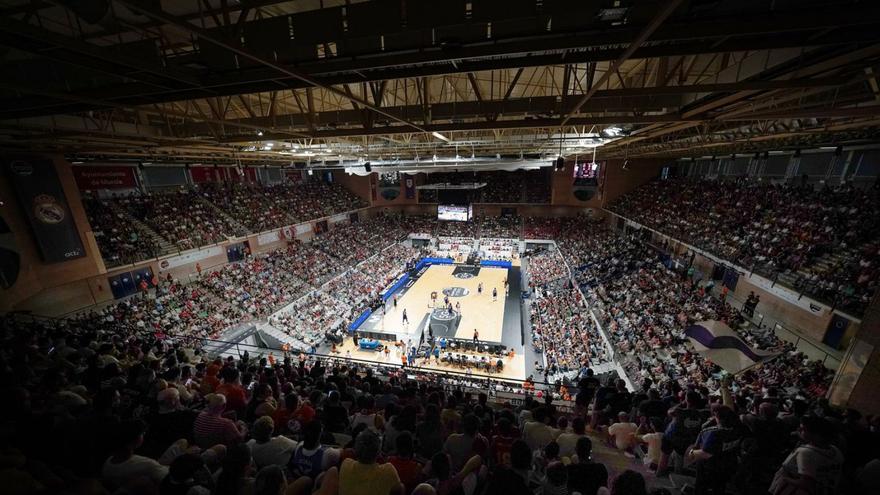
xmin=5 ymin=158 xmax=86 ymax=263
xmin=72 ymin=165 xmax=138 ymax=190
xmin=295 ymin=223 xmax=312 ymax=234
xmin=404 ymin=174 xmax=416 ymax=199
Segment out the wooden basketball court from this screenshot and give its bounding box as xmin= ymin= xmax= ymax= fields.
xmin=387 ymin=264 xmax=508 ymax=342
xmin=339 ymin=263 xmax=527 ymax=381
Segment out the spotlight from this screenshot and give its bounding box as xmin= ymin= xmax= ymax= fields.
xmin=257 ymin=131 xmax=263 ymax=136
xmin=622 ymin=159 xmax=630 ymax=171
xmin=308 ymin=169 xmax=313 ymax=176
xmin=364 ymin=162 xmax=372 ymax=172
xmin=603 ymin=126 xmax=622 ymax=137
xmin=431 ymin=132 xmax=450 ymax=142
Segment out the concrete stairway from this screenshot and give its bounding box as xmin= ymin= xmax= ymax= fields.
xmin=195 ymin=196 xmax=251 ymax=237
xmin=109 ymin=203 xmax=178 ymax=257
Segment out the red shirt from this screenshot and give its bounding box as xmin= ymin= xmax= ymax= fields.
xmin=215 ymin=383 xmax=248 ymax=414
xmin=491 ymin=434 xmax=517 ymax=467
xmin=388 ymin=456 xmax=423 ymax=494
xmin=294 ymin=403 xmax=316 ymax=424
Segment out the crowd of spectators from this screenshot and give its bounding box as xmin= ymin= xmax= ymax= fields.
xmin=477 ymin=216 xmax=522 ymax=239
xmin=436 ymin=220 xmax=477 ymax=238
xmin=197 ymin=252 xmax=311 ymax=322
xmin=526 ymin=248 xmax=569 ymax=288
xmin=82 ymin=194 xmax=162 ymax=267
xmin=129 ymin=189 xmax=247 ymax=251
xmin=608 ymin=178 xmax=880 ymax=313
xmin=200 ymin=182 xmax=367 ymax=234
xmin=530 ymin=284 xmax=609 ymax=377
xmin=3 ymin=298 xmax=877 ymax=495
xmin=524 ymin=215 xmax=841 ymax=430
xmin=522 ymin=218 xmax=562 ymax=240
xmin=81 ymin=180 xmax=368 ymax=266
xmin=3 ymin=200 xmax=880 ymax=495
xmin=480 ymin=171 xmax=551 ymax=204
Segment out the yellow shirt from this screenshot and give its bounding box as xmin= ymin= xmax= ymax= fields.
xmin=338 ymin=458 xmax=401 ymax=495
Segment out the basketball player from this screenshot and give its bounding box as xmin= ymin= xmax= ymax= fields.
xmin=478 ymin=282 xmax=483 ymax=295
xmin=402 ymin=309 xmax=409 ymax=325
xmin=455 ymin=301 xmax=461 ymax=314
xmin=473 ymin=329 xmax=479 ymax=343
xmin=492 ymin=287 xmax=498 ymax=301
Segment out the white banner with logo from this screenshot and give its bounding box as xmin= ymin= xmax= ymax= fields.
xmin=257 ymin=230 xmax=280 ymax=246
xmin=329 ymin=213 xmax=348 ymax=224
xmin=160 ymin=246 xmax=223 ymax=269
xmin=295 ymin=223 xmax=312 ymax=234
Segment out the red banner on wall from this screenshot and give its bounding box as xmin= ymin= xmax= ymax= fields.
xmin=190 ymin=166 xmax=223 ymax=183
xmin=72 ymin=165 xmax=137 ymax=190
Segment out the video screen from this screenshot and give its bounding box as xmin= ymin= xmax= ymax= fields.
xmin=573 ymin=161 xmax=601 ymax=186
xmin=438 ymin=204 xmax=470 ymax=222
xmin=573 ymin=161 xmax=601 ymax=179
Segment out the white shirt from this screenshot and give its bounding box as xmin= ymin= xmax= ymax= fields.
xmin=638 ymin=432 xmax=663 ymax=465
xmin=102 ymin=455 xmax=168 ymax=490
xmin=522 ymin=421 xmax=560 ymax=451
xmin=607 ymin=422 xmax=638 ymax=450
xmin=247 ymin=436 xmax=299 ymax=469
xmin=771 ymin=444 xmax=843 ymax=495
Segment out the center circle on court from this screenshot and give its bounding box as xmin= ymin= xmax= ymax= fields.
xmin=442 ymin=286 xmax=469 ymax=297
xmin=453 ymin=272 xmax=475 ymax=279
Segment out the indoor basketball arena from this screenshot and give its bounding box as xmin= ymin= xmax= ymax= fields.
xmin=1 ymin=2 xmax=879 ymax=495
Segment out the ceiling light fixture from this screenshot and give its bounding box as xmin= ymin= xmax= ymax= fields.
xmin=431 ymin=132 xmax=450 ymax=142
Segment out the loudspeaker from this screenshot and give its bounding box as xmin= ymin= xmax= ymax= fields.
xmin=555 ymin=157 xmax=565 ymax=171
xmin=364 ymin=162 xmax=372 ymax=172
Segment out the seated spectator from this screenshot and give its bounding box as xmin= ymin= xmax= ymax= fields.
xmin=485 ymin=440 xmax=533 ymax=495
xmin=338 ymin=429 xmax=404 ymax=495
xmin=567 ymin=437 xmax=608 ymax=495
xmin=603 ymin=469 xmax=647 ymax=495
xmin=522 ymin=407 xmax=560 ymax=451
xmin=557 ymin=416 xmax=588 ymax=459
xmin=247 ymin=416 xmax=298 ymax=469
xmin=288 ymin=420 xmax=339 ymax=480
xmin=444 ymin=413 xmax=489 ymax=472
xmin=102 ymin=420 xmax=169 ymax=492
xmin=193 ymin=393 xmax=248 ymax=449
xmin=607 ymin=412 xmax=638 ymax=452
xmin=388 ymin=432 xmax=423 ymax=494
xmin=769 ymin=416 xmax=844 ymax=495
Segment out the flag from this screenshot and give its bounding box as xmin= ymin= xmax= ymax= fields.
xmin=685 ymin=320 xmax=777 ymax=374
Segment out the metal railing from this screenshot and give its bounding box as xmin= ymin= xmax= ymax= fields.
xmin=199 ymin=335 xmax=581 ymax=406
xmin=772 ymin=322 xmax=842 ymax=370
